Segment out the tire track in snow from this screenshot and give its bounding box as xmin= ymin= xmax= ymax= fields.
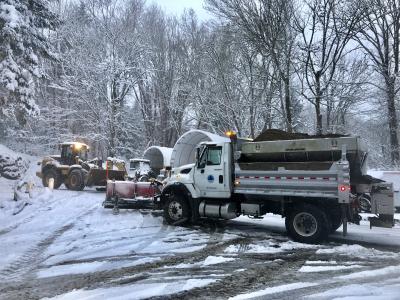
xmin=0 ymin=190 xmax=83 ymax=236
xmin=0 ymin=236 xmax=248 ymax=300
xmin=0 ymin=204 xmax=98 ymax=282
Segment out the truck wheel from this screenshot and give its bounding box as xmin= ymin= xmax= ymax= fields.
xmin=139 ymin=175 xmax=149 ymax=182
xmin=42 ymin=168 xmax=62 ymax=189
xmin=67 ymin=169 xmax=85 ymax=191
xmin=285 ymin=204 xmax=330 ymax=244
xmin=358 ymin=194 xmax=371 ymax=213
xmin=164 ymin=195 xmax=190 ymax=226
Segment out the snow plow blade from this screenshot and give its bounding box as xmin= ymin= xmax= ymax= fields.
xmin=103 ymin=196 xmax=155 ymax=209
xmin=103 ymin=180 xmax=162 ymax=210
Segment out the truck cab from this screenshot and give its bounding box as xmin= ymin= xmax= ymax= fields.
xmin=194 ymin=142 xmax=233 ymax=198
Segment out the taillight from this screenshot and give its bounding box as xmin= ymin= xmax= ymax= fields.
xmin=339 ymin=185 xmax=349 ymax=192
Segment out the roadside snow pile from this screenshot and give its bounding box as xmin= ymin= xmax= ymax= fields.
xmin=0 ymin=144 xmax=29 ymax=180
xmin=0 ymin=187 xmax=53 ymax=218
xmin=0 ymin=145 xmax=41 ymax=217
xmin=316 ymin=244 xmax=398 ymax=259
xmin=224 ymin=239 xmax=318 ymax=254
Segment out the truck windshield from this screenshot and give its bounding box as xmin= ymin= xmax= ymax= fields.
xmin=130 ymin=161 xmax=139 ymax=170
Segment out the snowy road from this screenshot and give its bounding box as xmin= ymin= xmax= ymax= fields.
xmin=0 ymin=186 xmax=400 ymax=300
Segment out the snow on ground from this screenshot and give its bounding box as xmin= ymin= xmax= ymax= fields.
xmin=299 ymin=264 xmax=363 ymax=273
xmin=229 ymin=282 xmax=319 ymax=300
xmin=307 ymin=279 xmax=400 ymax=300
xmin=44 ymin=278 xmax=217 ymax=300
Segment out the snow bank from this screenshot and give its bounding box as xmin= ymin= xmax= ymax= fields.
xmin=0 ymin=144 xmax=29 ymax=180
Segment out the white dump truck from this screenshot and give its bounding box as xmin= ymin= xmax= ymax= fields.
xmin=157 ymin=130 xmax=395 ymax=243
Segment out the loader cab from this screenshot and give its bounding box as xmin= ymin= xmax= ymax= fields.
xmin=194 ymin=142 xmax=232 ymax=198
xmin=60 ymin=142 xmax=89 ymax=165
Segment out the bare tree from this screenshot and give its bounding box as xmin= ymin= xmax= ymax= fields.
xmin=206 ymin=0 xmax=298 ymax=132
xmin=355 ymin=0 xmax=400 ymax=165
xmin=324 ymin=57 xmax=370 ymax=133
xmin=295 ymin=0 xmax=365 ymax=135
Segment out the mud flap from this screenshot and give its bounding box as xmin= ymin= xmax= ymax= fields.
xmin=369 ymin=182 xmax=395 ymax=229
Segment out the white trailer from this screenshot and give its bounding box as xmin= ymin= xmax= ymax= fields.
xmin=156 ymin=131 xmax=395 ymax=243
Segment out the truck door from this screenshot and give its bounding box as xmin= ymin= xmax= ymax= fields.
xmin=195 ymin=144 xmax=231 ymax=198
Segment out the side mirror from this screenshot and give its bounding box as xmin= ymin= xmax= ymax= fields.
xmin=165 ymin=166 xmax=172 ymax=171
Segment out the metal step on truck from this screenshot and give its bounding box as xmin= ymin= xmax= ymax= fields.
xmin=157 ymin=130 xmax=395 ymax=243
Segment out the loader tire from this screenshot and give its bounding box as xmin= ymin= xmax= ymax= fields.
xmin=285 ymin=204 xmax=330 ymax=244
xmin=42 ymin=168 xmax=62 ymax=189
xmin=67 ymin=169 xmax=85 ymax=191
xmin=164 ymin=195 xmax=190 ymax=226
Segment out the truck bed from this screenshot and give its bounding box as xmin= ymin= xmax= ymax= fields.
xmin=234 ymin=161 xmax=347 ymax=200
xmin=239 ymin=136 xmax=369 ymax=184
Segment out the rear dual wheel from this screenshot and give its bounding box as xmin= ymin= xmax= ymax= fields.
xmin=285 ymin=204 xmax=330 ymax=244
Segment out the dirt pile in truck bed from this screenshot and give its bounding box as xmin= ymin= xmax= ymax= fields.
xmin=253 ymin=129 xmax=347 ymax=142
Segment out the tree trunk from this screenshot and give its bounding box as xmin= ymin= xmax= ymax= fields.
xmin=315 ymin=73 xmax=323 ymax=135
xmin=283 ymin=77 xmax=293 ymax=133
xmin=386 ymin=76 xmax=400 ymax=166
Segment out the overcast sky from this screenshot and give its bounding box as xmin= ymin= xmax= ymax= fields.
xmin=150 ymin=0 xmax=212 ymax=20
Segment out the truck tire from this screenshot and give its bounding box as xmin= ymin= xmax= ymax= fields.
xmin=42 ymin=168 xmax=62 ymax=189
xmin=285 ymin=204 xmax=330 ymax=244
xmin=163 ymin=195 xmax=190 ymax=226
xmin=67 ymin=169 xmax=85 ymax=191
xmin=139 ymin=175 xmax=149 ymax=182
xmin=358 ymin=194 xmax=371 ymax=213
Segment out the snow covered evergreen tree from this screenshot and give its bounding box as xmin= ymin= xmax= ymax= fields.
xmin=0 ymin=0 xmax=57 ymax=126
